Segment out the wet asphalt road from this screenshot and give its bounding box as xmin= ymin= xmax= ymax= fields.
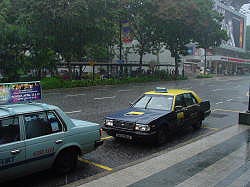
xmin=2 ymin=75 xmax=250 ymax=187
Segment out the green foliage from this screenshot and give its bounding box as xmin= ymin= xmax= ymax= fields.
xmin=196 ymin=74 xmax=213 ymax=79
xmin=0 ymin=0 xmax=229 ymax=82
xmin=41 ymin=73 xmax=187 ymax=89
xmin=246 ymin=26 xmax=250 ymax=51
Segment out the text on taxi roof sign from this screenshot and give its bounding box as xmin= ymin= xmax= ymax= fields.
xmin=0 ymin=81 xmax=41 ymax=104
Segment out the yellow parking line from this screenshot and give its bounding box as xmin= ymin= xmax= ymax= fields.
xmin=203 ymin=126 xmax=219 ymax=131
xmin=78 ymin=158 xmax=113 ymax=171
xmin=212 ymin=109 xmax=242 ymax=113
xmin=101 ymin=136 xmax=113 ymax=141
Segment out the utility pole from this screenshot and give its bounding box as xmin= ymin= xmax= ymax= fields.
xmin=248 ymin=86 xmax=250 ymax=112
xmin=119 ymin=0 xmax=123 ymax=77
xmin=204 ymin=48 xmax=207 ymax=75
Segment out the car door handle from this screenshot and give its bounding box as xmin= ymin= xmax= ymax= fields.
xmin=11 ymin=149 xmax=21 ymax=155
xmin=55 ymin=140 xmax=63 ymax=144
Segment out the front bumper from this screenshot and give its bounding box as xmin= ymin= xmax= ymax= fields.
xmin=103 ymin=126 xmax=157 ymax=142
xmin=95 ymin=140 xmax=103 ymax=148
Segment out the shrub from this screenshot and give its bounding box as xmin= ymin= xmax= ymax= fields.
xmin=41 ymin=74 xmax=188 ymax=90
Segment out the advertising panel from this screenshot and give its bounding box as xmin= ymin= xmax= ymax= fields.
xmin=216 ymin=4 xmax=245 ymax=49
xmin=0 ymin=81 xmax=41 ymax=104
xmin=122 ymin=20 xmax=133 ymax=44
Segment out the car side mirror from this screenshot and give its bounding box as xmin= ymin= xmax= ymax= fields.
xmin=175 ymin=106 xmax=183 ymax=111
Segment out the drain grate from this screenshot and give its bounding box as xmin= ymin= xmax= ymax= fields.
xmin=210 ymin=113 xmax=228 ymax=118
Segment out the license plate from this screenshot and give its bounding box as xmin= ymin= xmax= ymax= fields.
xmin=116 ymin=133 xmax=132 ymax=140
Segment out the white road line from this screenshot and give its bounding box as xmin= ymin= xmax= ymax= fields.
xmin=45 ymin=92 xmax=61 ymax=95
xmin=118 ymin=89 xmax=131 ymax=92
xmin=65 ymin=110 xmax=82 ymax=114
xmin=215 ymin=102 xmax=223 ymax=105
xmin=226 ymin=99 xmax=233 ymax=102
xmin=247 ymin=91 xmax=249 ymax=97
xmin=65 ymin=94 xmax=86 ymax=97
xmin=212 ymin=89 xmax=224 ymax=92
xmin=94 ymin=96 xmax=116 ymax=100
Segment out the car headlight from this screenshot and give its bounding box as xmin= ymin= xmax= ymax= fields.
xmin=135 ymin=124 xmax=150 ymax=132
xmin=105 ymin=119 xmax=114 ymax=126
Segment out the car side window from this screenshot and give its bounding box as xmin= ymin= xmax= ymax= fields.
xmin=47 ymin=111 xmax=63 ymax=133
xmin=175 ymin=94 xmax=186 ymax=107
xmin=0 ymin=117 xmax=20 ymax=145
xmin=24 ymin=111 xmax=63 ymax=139
xmin=183 ymin=93 xmax=197 ymax=106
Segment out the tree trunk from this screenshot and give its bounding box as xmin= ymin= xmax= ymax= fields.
xmin=174 ymin=53 xmax=179 ymax=79
xmin=139 ymin=51 xmax=143 ymax=73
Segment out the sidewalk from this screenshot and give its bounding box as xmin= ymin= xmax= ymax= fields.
xmin=74 ymin=125 xmax=250 ymax=187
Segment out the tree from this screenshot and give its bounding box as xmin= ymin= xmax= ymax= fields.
xmin=246 ymin=25 xmax=250 ymax=51
xmin=0 ymin=0 xmax=30 ymax=81
xmin=156 ymin=0 xmax=228 ymax=77
xmin=192 ymin=0 xmax=228 ymax=74
xmin=124 ymin=0 xmax=162 ymax=69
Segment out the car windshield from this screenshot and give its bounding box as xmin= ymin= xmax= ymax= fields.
xmin=133 ymin=95 xmax=173 ymax=111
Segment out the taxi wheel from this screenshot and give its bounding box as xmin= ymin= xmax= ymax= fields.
xmin=156 ymin=127 xmax=168 ymax=146
xmin=54 ymin=149 xmax=78 ymax=174
xmin=193 ymin=119 xmax=202 ymax=130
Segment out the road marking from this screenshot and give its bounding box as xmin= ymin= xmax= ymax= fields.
xmin=203 ymin=126 xmax=219 ymax=131
xmin=78 ymin=158 xmax=113 ymax=171
xmin=94 ymin=96 xmax=116 ymax=100
xmin=212 ymin=109 xmax=242 ymax=113
xmin=65 ymin=110 xmax=82 ymax=114
xmin=215 ymin=102 xmax=223 ymax=105
xmin=247 ymin=92 xmax=249 ymax=97
xmin=101 ymin=136 xmax=113 ymax=140
xmin=118 ymin=89 xmax=131 ymax=92
xmin=65 ymin=93 xmax=86 ymax=97
xmin=212 ymin=89 xmax=224 ymax=92
xmin=45 ymin=92 xmax=61 ymax=95
xmin=226 ymin=99 xmax=233 ymax=102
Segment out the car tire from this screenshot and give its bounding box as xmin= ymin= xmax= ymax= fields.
xmin=155 ymin=127 xmax=168 ymax=146
xmin=193 ymin=119 xmax=202 ymax=130
xmin=54 ymin=149 xmax=78 ymax=174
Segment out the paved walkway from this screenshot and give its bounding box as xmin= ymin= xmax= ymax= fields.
xmin=78 ymin=125 xmax=250 ymax=187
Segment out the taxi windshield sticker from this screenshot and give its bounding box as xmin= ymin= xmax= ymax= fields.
xmin=0 ymin=81 xmax=41 ymax=104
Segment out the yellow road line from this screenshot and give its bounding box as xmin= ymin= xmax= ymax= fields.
xmin=101 ymin=136 xmax=113 ymax=141
xmin=212 ymin=109 xmax=242 ymax=113
xmin=78 ymin=158 xmax=113 ymax=171
xmin=203 ymin=126 xmax=219 ymax=131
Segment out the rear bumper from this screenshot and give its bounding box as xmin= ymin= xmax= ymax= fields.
xmin=103 ymin=126 xmax=157 ymax=142
xmin=95 ymin=140 xmax=103 ymax=148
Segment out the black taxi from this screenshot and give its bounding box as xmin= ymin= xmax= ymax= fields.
xmin=103 ymin=88 xmax=211 ymax=145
